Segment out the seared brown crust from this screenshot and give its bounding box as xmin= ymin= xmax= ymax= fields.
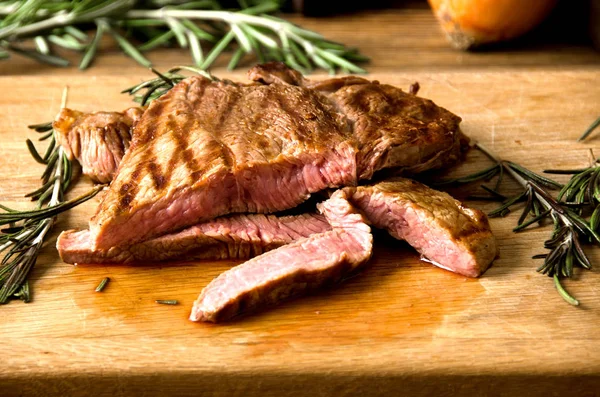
xmin=312 ymin=78 xmax=464 ymax=178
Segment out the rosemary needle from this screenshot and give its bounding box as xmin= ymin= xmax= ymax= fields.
xmin=95 ymin=277 xmax=110 ymax=292
xmin=577 ymin=116 xmax=600 ymax=142
xmin=156 ymin=300 xmax=178 ymax=305
xmin=554 ymin=275 xmax=579 ymax=306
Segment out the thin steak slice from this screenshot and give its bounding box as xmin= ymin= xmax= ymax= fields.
xmin=57 ymin=213 xmax=331 ymax=264
xmin=344 ymin=178 xmax=497 ymax=277
xmin=190 ymin=190 xmax=372 ymax=323
xmin=89 ymin=63 xmax=465 ymax=250
xmin=53 ymin=107 xmax=143 ymax=183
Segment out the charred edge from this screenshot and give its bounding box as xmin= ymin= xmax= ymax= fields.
xmin=116 ymin=122 xmax=131 ymax=154
xmin=147 ymin=161 xmax=166 ymax=190
xmin=118 ymin=167 xmax=142 ymax=211
xmin=116 ymin=102 xmax=170 ymax=211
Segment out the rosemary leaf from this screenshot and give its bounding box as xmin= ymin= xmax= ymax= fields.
xmin=513 ymin=209 xmax=551 ymax=232
xmin=105 ymin=21 xmax=152 ymax=67
xmin=7 ymin=44 xmax=69 ymax=66
xmin=200 ymin=29 xmax=234 ymax=70
xmin=25 ymin=139 xmax=46 ymax=164
xmin=554 ymin=274 xmax=579 ymax=306
xmin=577 ymin=116 xmax=600 ymax=142
xmin=187 ymin=29 xmax=203 ymax=66
xmin=180 ymin=19 xmax=215 ymax=42
xmin=227 ymin=47 xmax=244 ymax=70
xmin=231 ymin=23 xmax=251 ymax=53
xmin=34 ymin=35 xmax=49 ymax=54
xmin=139 ymin=30 xmax=175 ymax=52
xmin=166 ymin=17 xmax=188 ymax=48
xmin=79 ymin=20 xmax=106 ymax=70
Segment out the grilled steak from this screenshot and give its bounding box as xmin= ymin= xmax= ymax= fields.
xmin=344 ymin=178 xmax=497 ymax=277
xmin=190 ymin=190 xmax=372 ymax=322
xmin=54 ymin=107 xmax=143 ymax=183
xmin=88 ymin=63 xmax=465 ymax=250
xmin=57 ymin=213 xmax=331 ymax=264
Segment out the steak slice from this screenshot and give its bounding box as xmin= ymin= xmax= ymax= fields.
xmin=53 ymin=107 xmax=143 ymax=183
xmin=248 ymin=62 xmax=467 ymax=179
xmin=90 ymin=63 xmax=464 ymax=250
xmin=90 ymin=72 xmax=357 ymax=249
xmin=57 ymin=213 xmax=331 ymax=264
xmin=190 ymin=190 xmax=372 ymax=323
xmin=344 ymin=178 xmax=497 ymax=277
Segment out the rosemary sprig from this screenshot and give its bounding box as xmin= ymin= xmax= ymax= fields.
xmin=0 ymin=88 xmax=102 ymax=304
xmin=121 ymin=66 xmax=213 ymax=105
xmin=0 ymin=1 xmax=368 ymax=74
xmin=545 ymin=153 xmax=600 ymax=218
xmin=437 ymin=143 xmax=597 ymax=305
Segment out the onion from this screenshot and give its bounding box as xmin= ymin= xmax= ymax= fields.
xmin=428 ymin=0 xmax=558 ymax=49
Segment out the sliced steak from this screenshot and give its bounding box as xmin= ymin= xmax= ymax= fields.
xmin=89 ymin=63 xmax=465 ymax=250
xmin=57 ymin=213 xmax=331 ymax=264
xmin=54 ymin=107 xmax=143 ymax=183
xmin=344 ymin=178 xmax=497 ymax=277
xmin=190 ymin=190 xmax=372 ymax=323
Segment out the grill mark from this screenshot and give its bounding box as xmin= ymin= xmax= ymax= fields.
xmin=165 ymin=116 xmax=196 ymax=184
xmin=148 ymin=161 xmax=166 ymax=190
xmin=244 ymin=92 xmax=277 ymax=162
xmin=275 ymin=88 xmax=312 ymax=141
xmin=119 ymin=78 xmax=210 ymax=209
xmin=117 ymin=124 xmax=158 ymax=211
xmin=163 ymin=80 xmax=208 ymax=184
xmin=114 ymin=122 xmax=128 ymax=155
xmin=204 ymin=88 xmax=240 ymax=170
xmin=135 ymin=99 xmax=167 ymax=146
xmin=117 ymin=87 xmax=183 ymax=209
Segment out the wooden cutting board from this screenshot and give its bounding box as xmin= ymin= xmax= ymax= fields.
xmin=2 ymin=69 xmax=600 ymax=396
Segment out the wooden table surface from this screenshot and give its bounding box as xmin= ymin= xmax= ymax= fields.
xmin=2 ymin=6 xmax=600 ymax=397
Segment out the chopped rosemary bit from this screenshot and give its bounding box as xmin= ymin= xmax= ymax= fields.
xmin=0 ymin=1 xmax=368 ymax=74
xmin=156 ymin=299 xmax=178 ymax=305
xmin=95 ymin=277 xmax=110 ymax=292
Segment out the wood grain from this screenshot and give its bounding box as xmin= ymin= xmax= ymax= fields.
xmin=1 ymin=68 xmax=600 ymax=396
xmin=1 ymin=5 xmax=600 ymax=396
